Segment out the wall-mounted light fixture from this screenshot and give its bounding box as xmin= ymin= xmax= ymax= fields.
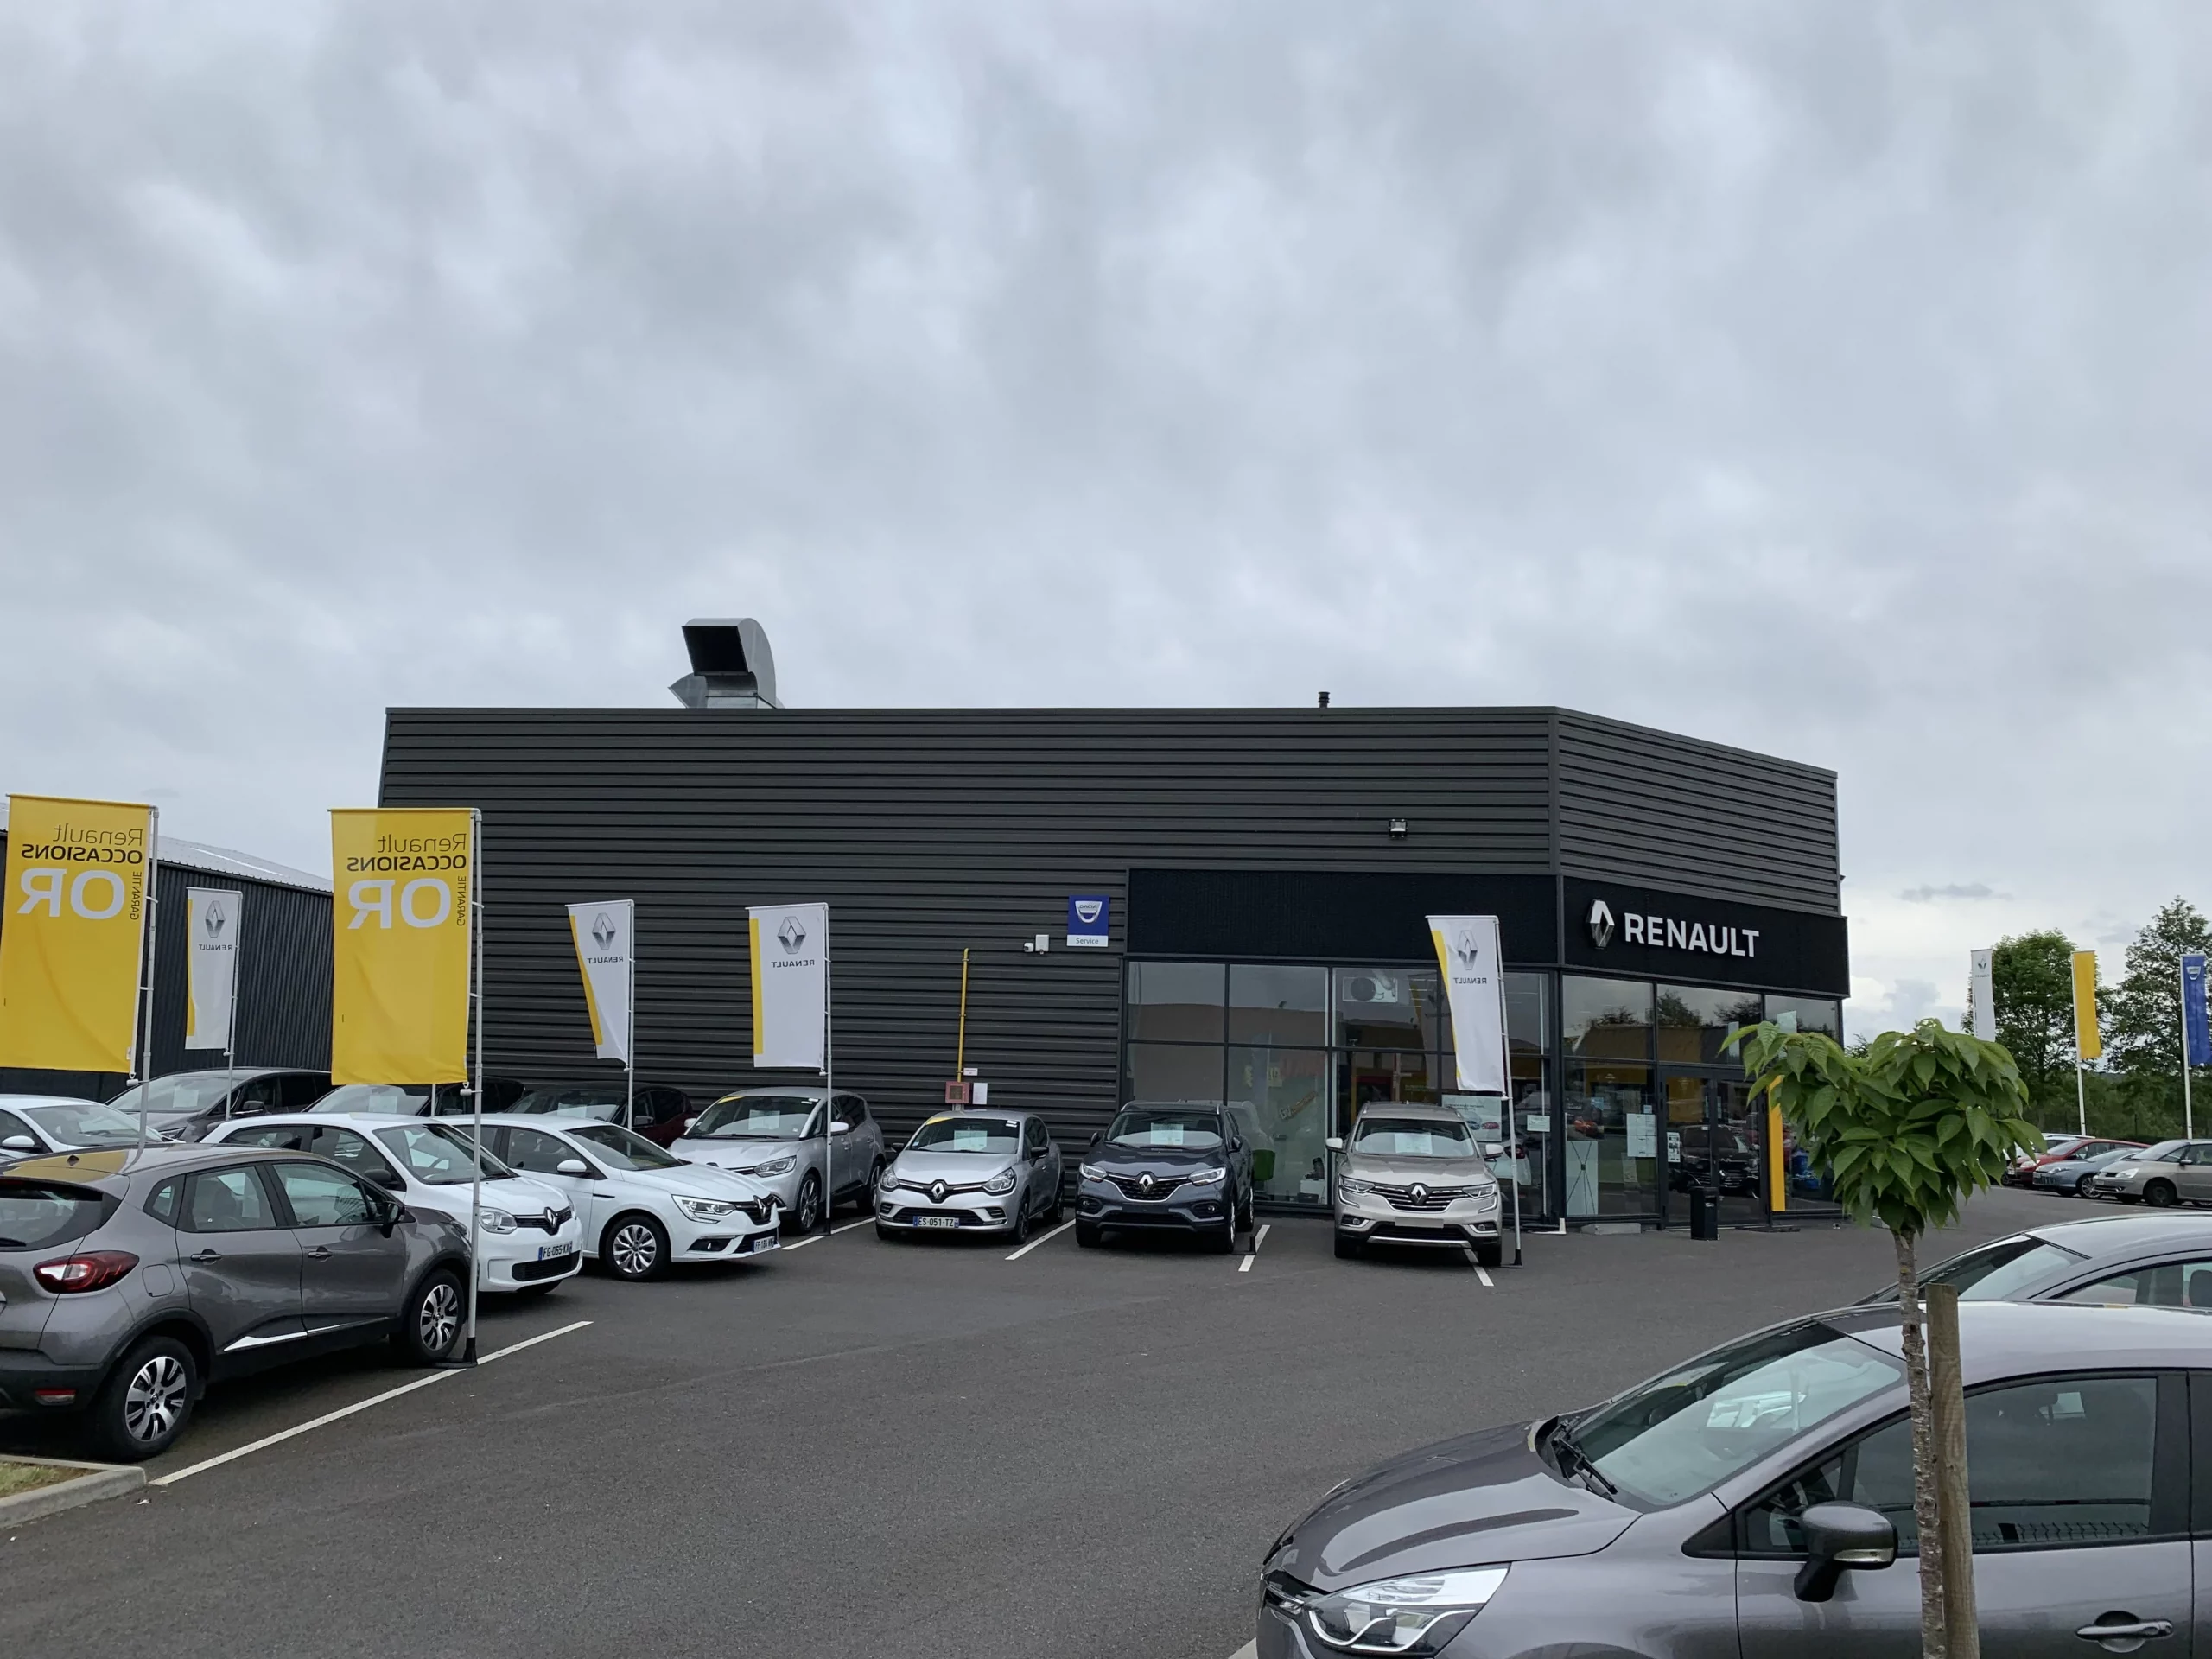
xmin=1389 ymin=818 xmax=1408 ymax=839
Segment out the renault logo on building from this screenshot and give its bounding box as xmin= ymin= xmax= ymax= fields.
xmin=592 ymin=911 xmax=617 ymax=951
xmin=1587 ymin=899 xmax=1616 ymax=949
xmin=777 ymin=915 xmax=807 ymax=953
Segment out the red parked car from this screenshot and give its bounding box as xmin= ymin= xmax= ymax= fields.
xmin=2005 ymin=1134 xmax=2144 ymax=1187
xmin=507 ymin=1084 xmax=696 ymax=1148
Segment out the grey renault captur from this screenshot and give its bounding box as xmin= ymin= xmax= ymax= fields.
xmin=1260 ymin=1300 xmax=2202 ymax=1656
xmin=0 ymin=1146 xmax=471 ymax=1460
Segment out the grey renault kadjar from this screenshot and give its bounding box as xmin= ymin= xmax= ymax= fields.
xmin=1328 ymin=1103 xmax=1504 ymax=1267
xmin=0 ymin=1146 xmax=471 ymax=1460
xmin=1075 ymin=1103 xmax=1254 ymax=1250
xmin=1260 ymin=1300 xmax=2202 ymax=1656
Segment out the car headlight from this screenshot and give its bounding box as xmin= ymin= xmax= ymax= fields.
xmin=1471 ymin=1185 xmax=1499 ymax=1209
xmin=476 ymin=1208 xmax=517 ymax=1236
xmin=880 ymin=1166 xmax=902 ymax=1191
xmin=1078 ymin=1163 xmax=1108 ymax=1182
xmin=1189 ymin=1166 xmax=1226 ymax=1186
xmin=1338 ymin=1177 xmax=1376 ymax=1196
xmin=747 ymin=1155 xmax=798 ymax=1178
xmin=674 ymin=1195 xmax=740 ymax=1223
xmin=1302 ymin=1566 xmax=1509 ymax=1655
xmin=983 ymin=1166 xmax=1018 ymax=1195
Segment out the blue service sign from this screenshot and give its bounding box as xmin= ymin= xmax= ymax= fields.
xmin=2184 ymin=953 xmax=2211 ymax=1069
xmin=1067 ymin=894 xmax=1109 ymax=948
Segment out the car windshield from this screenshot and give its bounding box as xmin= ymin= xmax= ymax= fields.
xmin=1862 ymin=1234 xmax=2089 ymax=1305
xmin=373 ymin=1123 xmax=514 ymax=1184
xmin=689 ymin=1096 xmax=820 ymax=1138
xmin=1107 ymin=1109 xmax=1224 ymax=1151
xmin=1351 ymin=1116 xmax=1475 ymax=1158
xmin=907 ymin=1116 xmax=1020 ymax=1154
xmin=1569 ymin=1321 xmax=1904 ymax=1507
xmin=105 ymin=1076 xmax=238 ymax=1117
xmin=18 ymin=1103 xmax=147 ymax=1147
xmin=569 ymin=1122 xmax=684 ymax=1171
xmin=512 ymin=1089 xmax=626 ymax=1122
xmin=313 ymin=1084 xmax=435 ymax=1116
xmin=2135 ymin=1141 xmax=2190 ymax=1163
xmin=0 ymin=1181 xmax=112 ymax=1251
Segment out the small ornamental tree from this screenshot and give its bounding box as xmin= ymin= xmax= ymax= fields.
xmin=1727 ymin=1018 xmax=2038 ymax=1659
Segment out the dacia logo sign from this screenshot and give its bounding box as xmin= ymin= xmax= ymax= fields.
xmin=777 ymin=915 xmax=807 ymax=953
xmin=1587 ymin=899 xmax=1616 ymax=949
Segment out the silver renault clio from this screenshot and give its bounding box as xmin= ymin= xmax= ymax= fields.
xmin=874 ymin=1109 xmax=1064 ymax=1243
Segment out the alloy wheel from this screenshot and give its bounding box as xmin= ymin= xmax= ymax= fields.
xmin=123 ymin=1354 xmax=188 ymax=1444
xmin=613 ymin=1220 xmax=660 ymax=1275
xmin=418 ymin=1281 xmax=461 ymax=1353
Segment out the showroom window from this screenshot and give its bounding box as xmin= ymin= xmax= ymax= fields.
xmin=1656 ymin=984 xmax=1765 ymax=1065
xmin=1765 ymin=994 xmax=1843 ymax=1039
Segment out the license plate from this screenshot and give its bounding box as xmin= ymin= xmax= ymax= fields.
xmin=746 ymin=1232 xmax=779 ymax=1254
xmin=913 ymin=1215 xmax=961 ymax=1229
xmin=537 ymin=1242 xmax=577 ymax=1262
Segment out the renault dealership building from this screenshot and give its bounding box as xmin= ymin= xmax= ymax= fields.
xmin=378 ymin=624 xmax=1848 ymax=1228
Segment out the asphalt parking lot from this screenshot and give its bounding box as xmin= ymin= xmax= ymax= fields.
xmin=2 ymin=1190 xmax=2047 ymax=1659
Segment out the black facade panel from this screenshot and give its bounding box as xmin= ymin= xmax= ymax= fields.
xmin=378 ymin=704 xmax=1845 ymax=1150
xmin=1128 ymin=869 xmax=1558 ymax=965
xmin=1562 ymin=876 xmax=1849 ymax=997
xmin=1554 ymin=712 xmax=1840 ymax=914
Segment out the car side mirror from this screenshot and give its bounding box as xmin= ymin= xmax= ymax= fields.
xmin=367 ymin=1167 xmax=405 ymax=1191
xmin=1325 ymin=1136 xmax=1345 ymax=1153
xmin=831 ymin=1122 xmax=853 ymax=1135
xmin=1795 ymin=1503 xmax=1897 ymax=1602
xmin=0 ymin=1134 xmax=37 ymax=1153
xmin=1088 ymin=1129 xmax=1103 ymax=1147
xmin=683 ymin=1117 xmax=698 ymax=1133
xmin=556 ymin=1158 xmax=593 ymax=1177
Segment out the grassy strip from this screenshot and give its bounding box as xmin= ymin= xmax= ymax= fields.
xmin=0 ymin=1460 xmax=86 ymax=1499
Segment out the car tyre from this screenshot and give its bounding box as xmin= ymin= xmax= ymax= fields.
xmin=1075 ymin=1220 xmax=1103 ymax=1249
xmin=605 ymin=1212 xmax=670 ymax=1281
xmin=1209 ymin=1207 xmax=1236 ymax=1254
xmin=1046 ymin=1184 xmax=1064 ymax=1224
xmin=875 ymin=1221 xmax=900 ymax=1242
xmin=2146 ymin=1179 xmax=2179 ymax=1208
xmin=394 ymin=1269 xmax=464 ymax=1365
xmin=90 ymin=1333 xmax=197 ymax=1462
xmin=1010 ymin=1195 xmax=1032 ymax=1245
xmin=791 ymin=1173 xmax=822 ymax=1234
xmin=1474 ymin=1240 xmax=1503 ymax=1269
xmin=1333 ymin=1232 xmax=1363 ymax=1261
xmin=1236 ymin=1188 xmax=1254 ymax=1232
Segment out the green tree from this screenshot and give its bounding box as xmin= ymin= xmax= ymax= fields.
xmin=1730 ymin=1018 xmax=2038 ymax=1659
xmin=2107 ymin=899 xmax=2212 ymax=1090
xmin=1989 ymin=930 xmax=2088 ymax=1102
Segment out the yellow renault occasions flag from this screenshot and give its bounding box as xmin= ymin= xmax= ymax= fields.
xmin=331 ymin=808 xmax=474 ymax=1084
xmin=0 ymin=794 xmax=156 ymax=1071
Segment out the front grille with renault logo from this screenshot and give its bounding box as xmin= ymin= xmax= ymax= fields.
xmin=885 ymin=1174 xmax=992 ymax=1200
xmin=1106 ymin=1172 xmax=1186 ymax=1201
xmin=512 ymin=1205 xmax=576 ymax=1234
xmin=1376 ymin=1182 xmax=1480 ymax=1212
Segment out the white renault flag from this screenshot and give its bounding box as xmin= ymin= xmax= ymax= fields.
xmin=748 ymin=901 xmax=828 ymax=1071
xmin=1427 ymin=914 xmax=1509 ymax=1095
xmin=185 ymin=887 xmax=245 ymax=1051
xmin=566 ymin=900 xmax=635 ymax=1064
xmin=1969 ymin=948 xmax=1995 ymax=1042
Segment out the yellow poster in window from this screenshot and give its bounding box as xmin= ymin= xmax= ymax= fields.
xmin=0 ymin=794 xmax=156 ymax=1072
xmin=330 ymin=808 xmax=474 ymax=1084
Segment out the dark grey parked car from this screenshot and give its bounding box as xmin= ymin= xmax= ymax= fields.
xmin=1074 ymin=1103 xmax=1253 ymax=1251
xmin=1260 ymin=1301 xmax=2202 ymax=1657
xmin=102 ymin=1067 xmax=334 ymax=1140
xmin=0 ymin=1147 xmax=472 ymax=1461
xmin=1855 ymin=1212 xmax=2212 ymax=1309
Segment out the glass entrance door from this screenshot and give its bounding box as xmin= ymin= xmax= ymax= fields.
xmin=1662 ymin=1076 xmax=1768 ymax=1226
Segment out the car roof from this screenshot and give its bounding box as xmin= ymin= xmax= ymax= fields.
xmin=710 ymin=1087 xmax=828 ymax=1102
xmin=0 ymin=1143 xmax=300 ymax=1190
xmin=214 ymin=1112 xmax=448 ymax=1131
xmin=1352 ymin=1103 xmax=1465 ymax=1122
xmin=1833 ymin=1300 xmax=2212 ymax=1378
xmin=0 ymin=1094 xmax=105 ymax=1109
xmin=2020 ymin=1211 xmax=2212 ymax=1250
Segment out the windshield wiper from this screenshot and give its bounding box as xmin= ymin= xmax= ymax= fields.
xmin=1545 ymin=1420 xmax=1618 ymax=1498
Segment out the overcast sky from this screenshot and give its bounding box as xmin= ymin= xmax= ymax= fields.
xmin=4 ymin=3 xmax=2208 ymax=1035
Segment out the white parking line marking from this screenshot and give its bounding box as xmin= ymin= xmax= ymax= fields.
xmin=782 ymin=1233 xmax=825 ymax=1250
xmin=1475 ymin=1265 xmax=1494 ymax=1287
xmin=830 ymin=1217 xmax=874 ymax=1234
xmin=150 ymin=1320 xmax=592 ymax=1488
xmin=1006 ymin=1218 xmax=1077 ymax=1261
xmin=1238 ymin=1223 xmax=1271 ymax=1273
xmin=1226 ymin=1643 xmax=1258 ymax=1659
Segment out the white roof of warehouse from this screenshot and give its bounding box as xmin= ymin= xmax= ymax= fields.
xmin=0 ymin=803 xmax=330 ymax=895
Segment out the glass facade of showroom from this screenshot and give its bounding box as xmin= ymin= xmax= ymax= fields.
xmin=1123 ymin=960 xmax=1842 ymax=1225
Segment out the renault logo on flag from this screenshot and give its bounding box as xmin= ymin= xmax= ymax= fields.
xmin=1453 ymin=927 xmax=1481 ymax=965
xmin=1587 ymin=899 xmax=1617 ymax=949
xmin=592 ymin=911 xmax=617 ymax=951
xmin=777 ymin=915 xmax=807 ymax=953
xmin=203 ymin=899 xmax=227 ymax=941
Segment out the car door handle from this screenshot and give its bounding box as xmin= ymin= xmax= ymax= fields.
xmin=2077 ymin=1619 xmax=2175 ymax=1646
xmin=305 ymin=1246 xmax=331 ymax=1261
xmin=190 ymin=1249 xmax=221 ymax=1262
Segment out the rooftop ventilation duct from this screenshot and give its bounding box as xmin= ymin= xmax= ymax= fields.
xmin=670 ymin=618 xmax=781 ymax=709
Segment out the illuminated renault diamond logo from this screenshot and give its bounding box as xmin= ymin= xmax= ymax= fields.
xmin=592 ymin=912 xmax=617 ymax=951
xmin=1587 ymin=899 xmax=1616 ymax=949
xmin=777 ymin=915 xmax=806 ymax=953
xmin=929 ymin=1179 xmax=948 ymax=1204
xmin=1138 ymin=1173 xmax=1154 ymax=1194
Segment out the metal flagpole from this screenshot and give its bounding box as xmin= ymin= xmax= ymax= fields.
xmin=224 ymin=892 xmax=242 ymax=1123
xmin=2075 ymin=1050 xmax=2088 ymax=1139
xmin=2183 ymin=963 xmax=2196 ymax=1141
xmin=626 ymin=906 xmax=637 ymax=1133
xmin=133 ymin=808 xmax=162 ymax=1154
xmin=1497 ymin=1007 xmax=1521 ymax=1268
xmin=820 ymin=918 xmax=833 ymax=1235
xmin=463 ymin=808 xmax=483 ymax=1366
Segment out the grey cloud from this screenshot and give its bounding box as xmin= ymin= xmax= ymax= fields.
xmin=1899 ymin=883 xmax=2007 ymax=904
